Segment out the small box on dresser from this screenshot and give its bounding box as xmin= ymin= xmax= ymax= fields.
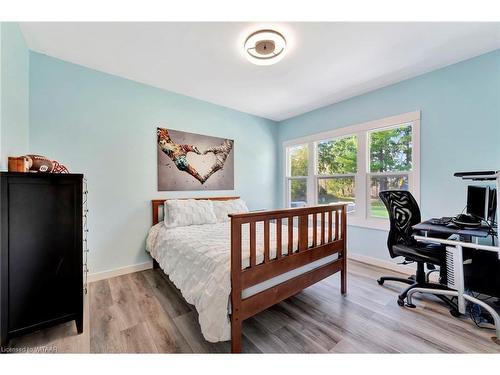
xmin=0 ymin=172 xmax=84 ymax=347
xmin=7 ymin=157 xmax=30 ymax=173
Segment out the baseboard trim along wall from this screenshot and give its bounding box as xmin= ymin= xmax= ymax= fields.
xmin=348 ymin=252 xmax=415 ymax=275
xmin=87 ymin=261 xmax=154 ymax=283
xmin=87 ymin=253 xmax=414 ymax=284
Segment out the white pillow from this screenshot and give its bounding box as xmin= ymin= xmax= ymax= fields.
xmin=212 ymin=199 xmax=249 ymax=222
xmin=164 ymin=199 xmax=217 ymax=228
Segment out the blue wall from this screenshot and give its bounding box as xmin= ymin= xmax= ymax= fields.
xmin=23 ymin=37 xmax=500 ymax=270
xmin=278 ymin=50 xmax=500 ymax=261
xmin=29 ymin=52 xmax=279 ymax=274
xmin=0 ymin=23 xmax=30 ymax=169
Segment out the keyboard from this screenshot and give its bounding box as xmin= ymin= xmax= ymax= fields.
xmin=430 ymin=217 xmax=454 ymax=225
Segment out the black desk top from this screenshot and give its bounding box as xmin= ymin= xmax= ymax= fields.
xmin=413 ymin=219 xmax=491 ymax=238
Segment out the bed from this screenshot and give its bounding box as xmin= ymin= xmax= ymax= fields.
xmin=146 ymin=197 xmax=347 ymax=353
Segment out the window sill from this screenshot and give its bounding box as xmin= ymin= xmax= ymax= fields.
xmin=347 ymin=216 xmax=389 ymax=231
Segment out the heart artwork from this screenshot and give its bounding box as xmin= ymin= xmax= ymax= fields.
xmin=185 ymin=151 xmax=218 ymax=178
xmin=157 ymin=127 xmax=234 ymax=191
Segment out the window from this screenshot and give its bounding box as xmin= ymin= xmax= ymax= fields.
xmin=283 ymin=111 xmax=420 ymax=230
xmin=368 ymin=124 xmax=413 ymax=218
xmin=286 ymin=144 xmax=309 ymax=208
xmin=316 ymin=136 xmax=357 ymax=212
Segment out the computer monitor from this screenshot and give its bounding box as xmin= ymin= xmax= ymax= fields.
xmin=467 ymin=185 xmax=497 ymax=222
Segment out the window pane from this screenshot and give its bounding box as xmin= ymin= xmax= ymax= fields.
xmin=317 ymin=136 xmax=357 ymax=175
xmin=290 ymin=179 xmax=307 ymax=208
xmin=289 ymin=145 xmax=308 ymax=176
xmin=369 ymin=124 xmax=412 ymax=172
xmin=318 ymin=177 xmax=355 ymax=212
xmin=370 ymin=175 xmax=409 ymax=218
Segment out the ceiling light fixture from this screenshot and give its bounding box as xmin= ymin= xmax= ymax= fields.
xmin=244 ymin=29 xmax=287 ymax=66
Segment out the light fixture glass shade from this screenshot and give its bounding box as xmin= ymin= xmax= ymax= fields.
xmin=244 ymin=30 xmax=287 ymax=66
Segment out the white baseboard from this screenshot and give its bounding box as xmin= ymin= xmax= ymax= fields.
xmin=87 ymin=261 xmax=154 ymax=283
xmin=87 ymin=254 xmax=413 ymax=284
xmin=348 ymin=252 xmax=415 ymax=275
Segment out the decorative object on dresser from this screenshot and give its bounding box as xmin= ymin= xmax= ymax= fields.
xmin=0 ymin=172 xmax=84 ymax=347
xmin=157 ymin=127 xmax=234 ymax=191
xmin=7 ymin=156 xmax=30 ymax=172
xmin=7 ymin=154 xmax=69 ymax=173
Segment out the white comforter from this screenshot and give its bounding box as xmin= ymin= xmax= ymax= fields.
xmin=146 ymin=220 xmax=311 ymax=342
xmin=146 ymin=219 xmax=334 ymax=342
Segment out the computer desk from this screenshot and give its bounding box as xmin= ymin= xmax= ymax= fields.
xmin=411 ymin=220 xmax=500 ymax=344
xmin=414 ymin=220 xmax=491 ymax=240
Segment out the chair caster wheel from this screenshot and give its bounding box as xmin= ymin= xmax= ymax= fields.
xmin=397 ymin=298 xmax=405 ymax=306
xmin=450 ymin=309 xmax=461 ymax=318
xmin=377 ymin=279 xmax=384 ymax=285
xmin=405 ymin=303 xmax=416 ymax=308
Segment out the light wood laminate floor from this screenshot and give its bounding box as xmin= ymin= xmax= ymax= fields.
xmin=8 ymin=260 xmax=500 ymax=353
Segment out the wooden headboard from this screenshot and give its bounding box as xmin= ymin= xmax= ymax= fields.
xmin=151 ymin=196 xmax=240 ymax=225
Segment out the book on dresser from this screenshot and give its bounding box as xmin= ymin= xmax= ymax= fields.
xmin=0 ymin=172 xmax=84 ymax=347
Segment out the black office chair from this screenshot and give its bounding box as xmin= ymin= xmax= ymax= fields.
xmin=378 ymin=190 xmax=452 ymax=307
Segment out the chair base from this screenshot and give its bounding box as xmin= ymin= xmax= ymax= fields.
xmin=377 ymin=263 xmax=457 ymax=311
xmin=377 ymin=276 xmax=415 ymax=286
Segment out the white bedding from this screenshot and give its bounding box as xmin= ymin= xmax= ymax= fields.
xmin=146 ymin=220 xmax=338 ymax=342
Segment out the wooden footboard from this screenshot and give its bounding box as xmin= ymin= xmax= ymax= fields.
xmin=229 ymin=204 xmax=347 ymax=353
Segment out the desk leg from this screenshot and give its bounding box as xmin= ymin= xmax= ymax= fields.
xmin=407 ymin=243 xmax=500 ymax=345
xmin=455 ymin=245 xmax=466 ymax=314
xmin=463 ymin=294 xmax=500 ymax=344
xmin=407 ymin=288 xmax=458 ymax=307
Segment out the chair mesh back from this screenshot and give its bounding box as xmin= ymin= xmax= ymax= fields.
xmin=379 ymin=190 xmax=421 ymax=258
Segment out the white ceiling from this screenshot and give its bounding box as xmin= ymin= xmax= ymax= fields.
xmin=20 ymin=22 xmax=500 ymax=121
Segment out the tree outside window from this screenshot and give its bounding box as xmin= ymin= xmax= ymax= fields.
xmin=287 ymin=144 xmax=308 ymax=208
xmin=317 ymin=136 xmax=357 ymax=212
xmin=369 ymin=124 xmax=412 ymax=218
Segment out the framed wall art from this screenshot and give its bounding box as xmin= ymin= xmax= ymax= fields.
xmin=157 ymin=127 xmax=234 ymax=191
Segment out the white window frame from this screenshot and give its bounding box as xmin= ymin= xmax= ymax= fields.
xmin=283 ymin=111 xmax=420 ymax=231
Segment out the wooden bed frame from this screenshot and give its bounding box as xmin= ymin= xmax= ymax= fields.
xmin=151 ymin=197 xmax=347 ymax=353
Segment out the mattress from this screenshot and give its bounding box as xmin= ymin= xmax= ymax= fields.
xmin=146 ymin=221 xmax=338 ymax=342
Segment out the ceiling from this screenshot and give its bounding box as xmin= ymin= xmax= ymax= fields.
xmin=20 ymin=22 xmax=500 ymax=121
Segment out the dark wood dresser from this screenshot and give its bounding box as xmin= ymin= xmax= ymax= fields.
xmin=0 ymin=172 xmax=83 ymax=347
